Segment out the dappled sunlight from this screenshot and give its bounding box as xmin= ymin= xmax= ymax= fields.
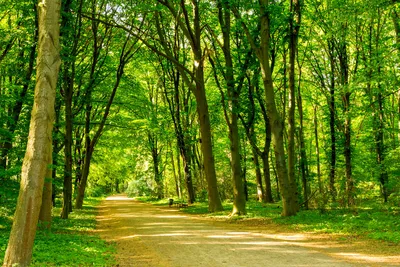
xmin=333 ymin=252 xmax=400 ymax=264
xmin=155 ymin=215 xmax=188 ymax=218
xmin=120 ymin=233 xmax=194 ymax=239
xmin=206 ymin=235 xmax=254 ymax=239
xmin=253 ymin=232 xmax=307 ymax=241
xmin=106 ymin=195 xmax=133 ymax=201
xmin=96 ymin=196 xmax=399 ymax=267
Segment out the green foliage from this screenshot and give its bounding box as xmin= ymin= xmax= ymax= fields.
xmin=0 ymin=197 xmax=116 ymax=266
xmin=126 ymin=178 xmax=154 ymax=197
xmin=85 ymin=185 xmax=110 ymax=197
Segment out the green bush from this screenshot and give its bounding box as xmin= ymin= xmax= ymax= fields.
xmin=126 ymin=178 xmax=154 ymax=197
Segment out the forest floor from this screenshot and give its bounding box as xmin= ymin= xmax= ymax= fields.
xmin=96 ymin=195 xmax=400 ymax=267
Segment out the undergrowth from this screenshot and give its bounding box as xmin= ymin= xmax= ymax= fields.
xmin=0 ymin=183 xmax=115 ymax=266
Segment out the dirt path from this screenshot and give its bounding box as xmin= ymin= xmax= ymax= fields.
xmin=96 ymin=195 xmax=399 ymax=267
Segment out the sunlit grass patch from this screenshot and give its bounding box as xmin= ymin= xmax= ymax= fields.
xmin=0 ymin=197 xmax=116 ymax=266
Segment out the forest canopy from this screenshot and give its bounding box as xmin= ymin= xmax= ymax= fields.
xmin=0 ymin=0 xmax=399 ymax=244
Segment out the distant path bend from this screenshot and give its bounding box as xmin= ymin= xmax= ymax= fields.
xmin=95 ymin=195 xmax=394 ymax=267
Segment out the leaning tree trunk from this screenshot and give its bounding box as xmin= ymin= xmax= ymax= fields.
xmin=3 ymin=0 xmax=61 ymax=265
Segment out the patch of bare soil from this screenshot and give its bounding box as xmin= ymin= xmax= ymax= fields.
xmin=95 ymin=195 xmax=400 ymax=267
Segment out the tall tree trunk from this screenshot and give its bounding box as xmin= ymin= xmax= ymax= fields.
xmin=39 ymin=152 xmax=53 ymax=229
xmin=259 ymin=0 xmax=297 ymax=216
xmin=252 ymin=148 xmax=264 ymax=202
xmin=339 ymin=35 xmax=354 ymax=207
xmin=182 ymin=148 xmax=195 ymax=203
xmin=170 ymin=145 xmax=181 ymax=198
xmin=233 ymin=0 xmax=297 ymax=215
xmin=156 ymin=1 xmax=223 ymax=212
xmin=194 ymin=85 xmax=223 ymax=211
xmin=314 ymin=106 xmax=323 ymax=197
xmin=375 ymin=92 xmax=388 ymax=202
xmin=287 ymin=0 xmax=301 ymax=211
xmin=151 ymin=138 xmax=163 ymax=199
xmin=328 ymin=40 xmax=337 ymax=201
xmin=3 ymin=0 xmax=61 ymax=265
xmin=61 ymin=66 xmax=73 ymax=219
xmin=75 ymin=145 xmax=93 ymax=209
xmin=297 ymin=70 xmax=308 ymax=209
xmin=261 ymin=153 xmax=274 ymax=203
xmin=229 ymin=114 xmax=246 ymax=215
xmin=215 ymin=2 xmax=246 ymax=215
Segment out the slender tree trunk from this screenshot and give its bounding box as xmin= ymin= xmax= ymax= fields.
xmin=182 ymin=149 xmax=195 ymax=203
xmin=230 ymin=114 xmax=246 ymax=215
xmin=3 ymin=0 xmax=61 ymax=264
xmin=339 ymin=37 xmax=354 ymax=207
xmin=375 ymin=92 xmax=388 ymax=202
xmin=157 ymin=1 xmax=223 ymax=212
xmin=151 ymin=143 xmax=163 ymax=200
xmin=170 ymin=146 xmax=181 ymax=198
xmin=287 ymin=0 xmax=300 ymax=211
xmin=314 ymin=106 xmax=323 ymax=196
xmin=194 ymin=84 xmax=223 ymax=211
xmin=233 ymin=0 xmax=297 ymax=215
xmin=261 ymin=154 xmax=274 ymax=203
xmin=39 ymin=153 xmax=53 ymax=229
xmin=216 ymin=3 xmax=246 ymax=215
xmin=297 ymin=76 xmax=308 ymax=209
xmin=75 ymin=146 xmax=93 ymax=209
xmin=61 ymin=66 xmax=73 ymax=219
xmin=328 ymin=40 xmax=337 ymax=201
xmin=252 ymin=148 xmax=264 ymax=202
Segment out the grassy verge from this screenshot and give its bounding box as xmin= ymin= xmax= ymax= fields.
xmin=134 ymin=196 xmax=400 ymax=244
xmin=0 ymin=196 xmax=115 ymax=266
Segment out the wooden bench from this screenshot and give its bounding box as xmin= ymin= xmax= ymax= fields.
xmin=168 ymin=199 xmax=188 ymax=208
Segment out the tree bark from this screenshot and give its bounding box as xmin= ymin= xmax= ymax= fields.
xmin=252 ymin=148 xmax=264 ymax=202
xmin=170 ymin=146 xmax=182 ymax=198
xmin=155 ymin=1 xmax=223 ymax=211
xmin=314 ymin=106 xmax=323 ymax=197
xmin=39 ymin=153 xmax=53 ymax=229
xmin=215 ymin=2 xmax=246 ymax=215
xmin=328 ymin=40 xmax=337 ymax=201
xmin=287 ymin=0 xmax=301 ymax=211
xmin=3 ymin=0 xmax=61 ymax=265
xmin=234 ymin=0 xmax=297 ymax=216
xmin=261 ymin=153 xmax=274 ymax=203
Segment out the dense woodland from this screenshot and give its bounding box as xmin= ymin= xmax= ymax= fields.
xmin=1 ymin=0 xmax=400 ymax=265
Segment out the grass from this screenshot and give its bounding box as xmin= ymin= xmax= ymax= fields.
xmin=135 ymin=196 xmax=400 ymax=244
xmin=0 ymin=191 xmax=115 ymax=266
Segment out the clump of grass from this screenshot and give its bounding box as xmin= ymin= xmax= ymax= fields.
xmin=0 ymin=196 xmax=116 ymax=266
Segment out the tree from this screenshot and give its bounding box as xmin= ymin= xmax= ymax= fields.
xmin=232 ymin=0 xmax=298 ymax=216
xmin=3 ymin=0 xmax=61 ymax=265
